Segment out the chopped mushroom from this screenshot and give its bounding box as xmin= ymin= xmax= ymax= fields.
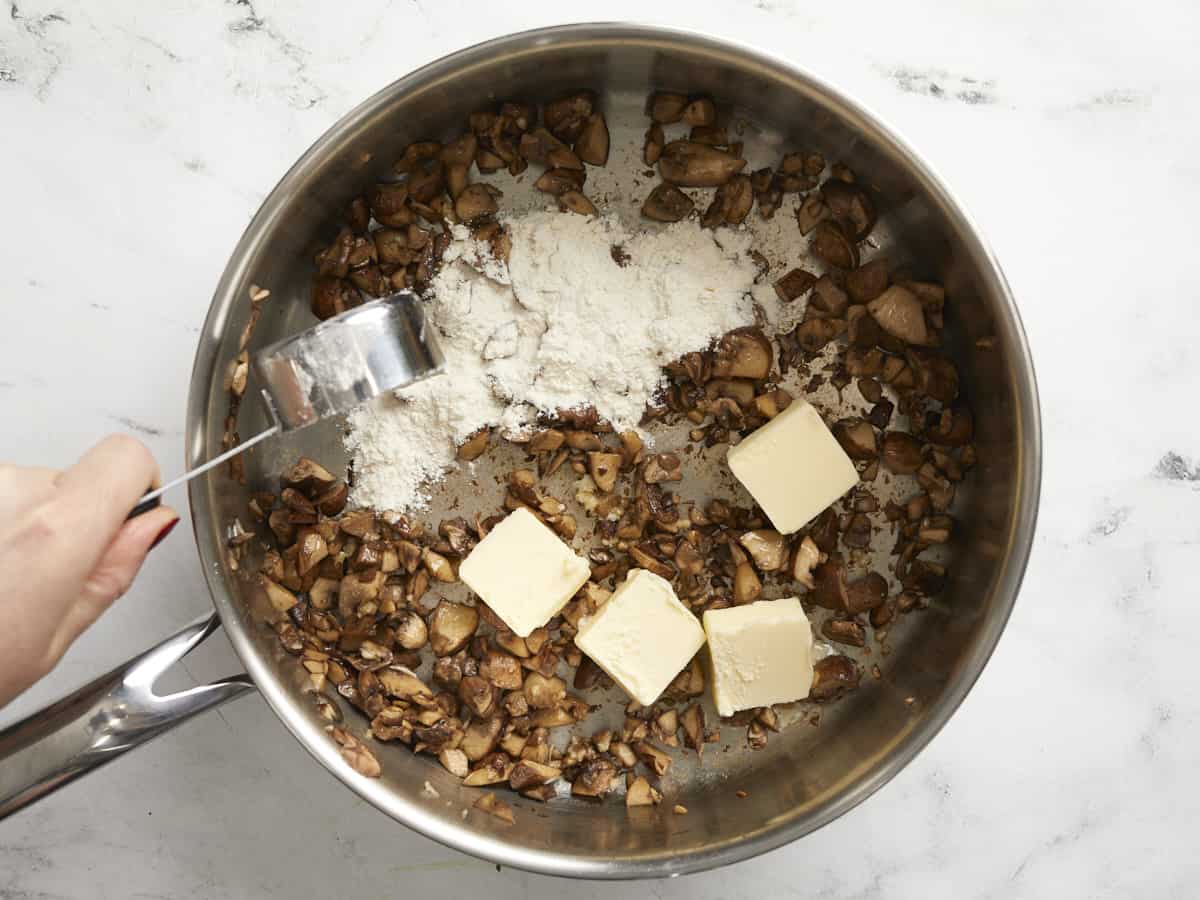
xmin=574 ymin=113 xmax=610 ymax=166
xmin=810 ymin=655 xmax=861 ymax=701
xmin=330 ymin=727 xmax=381 ymax=778
xmin=626 ymin=776 xmax=663 ymax=807
xmin=641 ymin=183 xmax=694 ymax=222
xmin=713 ymin=329 xmax=772 ymax=379
xmin=473 ymin=792 xmax=515 ymax=824
xmin=809 ymin=220 xmax=859 ymax=269
xmin=587 ymin=452 xmax=621 ymax=492
xmin=428 ymin=600 xmax=479 ymax=656
xmin=643 ymin=123 xmax=665 ymax=165
xmin=681 ymin=96 xmax=716 ymax=126
xmin=774 ymin=268 xmax=817 ymax=303
xmin=633 ymin=741 xmax=672 ymax=777
xmin=658 ymin=141 xmax=746 ymax=187
xmin=792 ymin=536 xmax=822 ymax=589
xmin=702 ymin=174 xmax=753 ymax=228
xmin=733 ymin=562 xmax=762 ymax=605
xmin=820 ymin=179 xmax=877 ymax=240
xmin=739 ymin=530 xmax=787 ymax=571
xmin=558 ymin=191 xmax=598 ymax=216
xmin=439 ymin=748 xmax=470 ymax=778
xmin=454 ymin=183 xmax=500 ymax=223
xmin=648 ymin=91 xmax=688 ymax=123
xmin=868 ymin=286 xmax=929 ymax=346
xmin=881 ymin=432 xmax=923 ymax=474
xmin=845 ymin=572 xmax=888 ymax=614
xmin=834 ymin=419 xmax=878 ymax=460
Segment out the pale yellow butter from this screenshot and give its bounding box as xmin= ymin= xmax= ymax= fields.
xmin=458 ymin=507 xmax=590 ymax=637
xmin=575 ymin=569 xmax=706 ymax=706
xmin=702 ymin=597 xmax=814 ymax=717
xmin=727 ymin=399 xmax=858 ymax=534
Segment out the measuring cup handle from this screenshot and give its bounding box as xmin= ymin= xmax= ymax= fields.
xmin=0 ymin=613 xmax=255 ymax=820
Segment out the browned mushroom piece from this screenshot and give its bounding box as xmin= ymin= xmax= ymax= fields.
xmin=534 ymin=167 xmax=586 ymax=196
xmin=443 ymin=162 xmax=469 ymax=200
xmin=633 ymin=741 xmax=672 ymax=777
xmin=680 ymin=703 xmax=706 ymax=752
xmin=648 ymin=91 xmax=688 ymax=124
xmin=330 ymin=727 xmax=382 ymax=778
xmin=558 ymin=191 xmax=598 ymax=216
xmin=834 ymin=419 xmax=878 ymax=460
xmin=791 ymin=535 xmax=822 ymax=589
xmin=774 ymin=268 xmax=817 ymax=303
xmin=572 ymin=758 xmax=617 ymax=798
xmin=795 ymin=193 xmax=828 ymax=235
xmin=473 ymin=792 xmax=515 ymax=824
xmin=846 ymin=258 xmax=890 ymax=303
xmin=739 ymin=530 xmax=787 ymax=571
xmin=311 ymin=277 xmax=361 ymax=321
xmin=821 ymin=179 xmax=877 ymax=241
xmin=574 ymin=113 xmax=610 ymax=166
xmin=405 ymin=157 xmax=445 ymax=204
xmin=454 ymin=183 xmax=500 ymax=223
xmin=368 ymin=182 xmax=413 ymax=227
xmin=544 ymin=91 xmax=595 ymax=142
xmin=315 ymin=482 xmax=348 ymax=516
xmin=702 ymin=174 xmax=753 ymax=228
xmin=523 ymin=672 xmax=567 ymax=710
xmin=905 ymin=350 xmax=951 ymax=399
xmin=261 ymin=576 xmax=298 ymax=613
xmin=881 ymin=431 xmax=923 ymax=475
xmin=804 ymin=276 xmax=849 ymax=321
xmin=733 ymin=562 xmax=762 ymax=605
xmin=428 ymin=600 xmax=479 ymax=657
xmin=283 ymin=457 xmax=337 ymax=494
xmin=810 ymin=655 xmax=861 ymax=702
xmin=625 ymin=775 xmax=663 ymax=808
xmin=793 ymin=318 xmax=846 ymax=354
xmin=587 ymin=452 xmax=621 ymax=493
xmin=643 ymin=453 xmax=683 ymax=484
xmin=547 ymin=145 xmax=585 ymax=170
xmin=681 ymin=96 xmax=717 ymax=126
xmin=810 ymin=219 xmax=859 ymax=270
xmin=689 ymin=124 xmax=729 ymax=146
xmin=393 ymin=140 xmax=442 ymax=175
xmin=518 ymin=127 xmax=565 ymax=164
xmin=845 ymin=572 xmax=888 ymax=614
xmin=641 ymin=183 xmax=694 ymax=222
xmin=927 ymin=404 xmax=974 ymax=446
xmin=868 ymin=285 xmax=928 ymax=346
xmin=811 ymin=556 xmax=849 ymax=610
xmin=713 ymin=328 xmax=772 ymax=379
xmin=658 ymin=141 xmax=747 ymax=187
xmin=643 ymin=123 xmax=665 ymax=166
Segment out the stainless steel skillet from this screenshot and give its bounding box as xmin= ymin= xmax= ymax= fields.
xmin=0 ymin=24 xmax=1041 ymax=880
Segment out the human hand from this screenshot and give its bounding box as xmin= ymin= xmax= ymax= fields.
xmin=0 ymin=436 xmax=179 ymax=709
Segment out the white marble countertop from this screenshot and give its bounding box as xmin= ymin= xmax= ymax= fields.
xmin=2 ymin=1 xmax=1198 ymax=897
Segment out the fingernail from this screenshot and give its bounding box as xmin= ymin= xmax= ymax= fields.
xmin=150 ymin=517 xmax=180 ymax=551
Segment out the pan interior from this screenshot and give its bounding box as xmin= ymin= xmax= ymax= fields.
xmin=188 ymin=27 xmax=1037 ymax=879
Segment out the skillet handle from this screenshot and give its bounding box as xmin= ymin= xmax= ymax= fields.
xmin=0 ymin=613 xmax=255 ymax=820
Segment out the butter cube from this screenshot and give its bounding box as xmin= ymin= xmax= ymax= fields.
xmin=703 ymin=597 xmax=813 ymax=716
xmin=459 ymin=507 xmax=590 ymax=637
xmin=727 ymin=399 xmax=858 ymax=534
xmin=575 ymin=569 xmax=706 ymax=706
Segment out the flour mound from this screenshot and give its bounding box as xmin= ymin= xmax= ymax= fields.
xmin=346 ymin=212 xmax=767 ymax=512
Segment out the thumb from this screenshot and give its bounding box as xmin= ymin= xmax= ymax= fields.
xmin=52 ymin=506 xmax=180 ymax=661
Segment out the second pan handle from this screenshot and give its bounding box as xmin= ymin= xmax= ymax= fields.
xmin=0 ymin=612 xmax=255 ymax=820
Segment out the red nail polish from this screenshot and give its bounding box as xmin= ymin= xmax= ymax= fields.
xmin=150 ymin=517 xmax=180 ymax=550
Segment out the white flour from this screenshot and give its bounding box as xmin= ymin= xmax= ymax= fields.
xmin=347 ymin=211 xmax=779 ymax=511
